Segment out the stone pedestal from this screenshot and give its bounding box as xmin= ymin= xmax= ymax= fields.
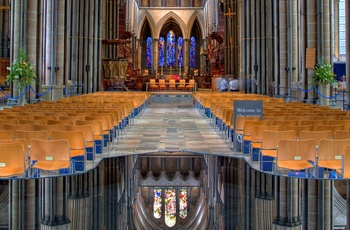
xmin=41 ymin=85 xmax=65 ymax=101
xmin=320 ymin=83 xmax=330 ymax=106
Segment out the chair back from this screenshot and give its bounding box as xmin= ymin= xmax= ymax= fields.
xmin=30 ymin=139 xmax=70 ymax=171
xmin=15 ymin=130 xmax=49 ymax=145
xmin=0 ymin=130 xmax=14 ymax=140
xmin=276 ymin=139 xmax=316 ymax=170
xmin=299 ymin=130 xmax=333 ymax=145
xmin=0 ymin=142 xmax=26 ymax=177
xmin=318 ymin=139 xmax=350 ymax=161
xmin=334 ymin=130 xmax=350 ymax=140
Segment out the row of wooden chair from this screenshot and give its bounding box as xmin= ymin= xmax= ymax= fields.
xmin=149 ymin=79 xmax=195 ymax=91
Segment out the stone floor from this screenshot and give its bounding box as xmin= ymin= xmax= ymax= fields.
xmin=109 ymin=95 xmax=234 ymax=157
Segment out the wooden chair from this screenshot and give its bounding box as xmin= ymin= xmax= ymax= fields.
xmin=14 ymin=130 xmax=49 ymax=145
xmin=329 ymin=120 xmax=350 ymax=131
xmin=63 ymin=125 xmax=95 ymax=161
xmin=149 ymin=79 xmax=159 ymax=91
xmin=84 ymin=116 xmax=111 ymax=148
xmin=259 ymin=130 xmax=296 ymax=171
xmin=241 ymin=120 xmax=270 ymax=154
xmin=47 ymin=119 xmax=74 ymax=126
xmin=51 ymin=130 xmax=86 ymax=171
xmin=0 ymin=124 xmax=31 ymax=132
xmin=334 ymin=130 xmax=350 ymax=140
xmin=317 ymin=139 xmax=350 ymax=173
xmin=300 ymin=120 xmax=326 ymax=130
xmin=76 ymin=120 xmax=103 ymax=154
xmin=276 ymin=139 xmax=316 ymax=173
xmin=30 ymin=139 xmax=71 ymax=174
xmin=271 ymin=120 xmax=298 ymax=129
xmin=0 ymin=142 xmax=26 ymax=177
xmin=315 ymin=124 xmax=344 ymax=137
xmin=284 ymin=125 xmax=313 ymax=138
xmin=31 ymin=124 xmax=62 ymax=138
xmin=19 ymin=119 xmax=46 ymax=126
xmin=177 ymin=79 xmax=186 ymax=91
xmin=158 ymin=79 xmax=167 ymax=91
xmin=185 ymin=79 xmax=195 ymax=91
xmin=299 ymin=130 xmax=333 ymax=145
xmin=250 ymin=125 xmax=283 ymax=161
xmin=338 ymin=146 xmax=350 ymax=178
xmin=169 ymin=79 xmax=176 ymax=91
xmin=0 ymin=130 xmax=14 ymax=140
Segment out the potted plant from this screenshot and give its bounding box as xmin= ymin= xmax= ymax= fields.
xmin=312 ymin=63 xmax=336 ymax=106
xmin=7 ymin=49 xmax=38 ymax=105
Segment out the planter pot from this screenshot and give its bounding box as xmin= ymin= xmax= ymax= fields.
xmin=319 ymin=83 xmax=330 ymax=106
xmin=14 ymin=80 xmax=26 ymax=106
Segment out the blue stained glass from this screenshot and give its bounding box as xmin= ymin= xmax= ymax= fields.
xmin=190 ymin=36 xmax=196 ymax=67
xmin=167 ymin=31 xmax=175 ymax=67
xmin=177 ymin=37 xmax=183 ymax=67
xmin=159 ymin=37 xmax=165 ymax=67
xmin=146 ymin=37 xmax=153 ymax=68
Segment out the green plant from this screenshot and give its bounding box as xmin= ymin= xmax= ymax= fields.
xmin=312 ymin=63 xmax=337 ymax=86
xmin=7 ymin=49 xmax=38 ymax=87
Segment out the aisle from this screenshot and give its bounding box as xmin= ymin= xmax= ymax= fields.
xmin=108 ymin=96 xmax=233 ymax=156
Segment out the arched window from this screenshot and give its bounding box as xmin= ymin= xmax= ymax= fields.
xmin=177 ymin=37 xmax=183 ymax=68
xmin=159 ymin=37 xmax=165 ymax=67
xmin=146 ymin=37 xmax=153 ymax=68
xmin=167 ymin=30 xmax=175 ymax=67
xmin=164 ymin=189 xmax=176 ymax=227
xmin=153 ymin=188 xmax=189 ymax=227
xmin=179 ymin=188 xmax=188 ymax=219
xmin=153 ymin=189 xmax=162 ymax=219
xmin=190 ymin=36 xmax=196 ymax=67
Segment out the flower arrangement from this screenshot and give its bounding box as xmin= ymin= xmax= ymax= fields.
xmin=312 ymin=63 xmax=337 ymax=86
xmin=7 ymin=49 xmax=38 ymax=88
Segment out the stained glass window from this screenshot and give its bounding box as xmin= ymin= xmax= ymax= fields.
xmin=167 ymin=31 xmax=175 ymax=67
xmin=159 ymin=37 xmax=165 ymax=67
xmin=179 ymin=188 xmax=188 ymax=219
xmin=190 ymin=36 xmax=196 ymax=67
xmin=177 ymin=37 xmax=183 ymax=68
xmin=153 ymin=189 xmax=162 ymax=219
xmin=146 ymin=37 xmax=153 ymax=68
xmin=165 ymin=189 xmax=176 ymax=227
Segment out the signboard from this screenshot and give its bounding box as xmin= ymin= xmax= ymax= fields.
xmin=306 ymin=48 xmax=316 ymax=69
xmin=233 ymin=100 xmax=263 ymax=152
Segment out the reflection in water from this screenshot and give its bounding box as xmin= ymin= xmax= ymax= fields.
xmin=153 ymin=189 xmax=162 ymax=219
xmin=164 ymin=188 xmax=177 ymax=227
xmin=0 ymin=154 xmax=348 ymax=229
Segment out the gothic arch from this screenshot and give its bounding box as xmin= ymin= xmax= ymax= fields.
xmin=187 ymin=11 xmax=205 ymax=39
xmin=155 ymin=11 xmax=186 ymax=39
xmin=138 ymin=11 xmax=157 ymax=39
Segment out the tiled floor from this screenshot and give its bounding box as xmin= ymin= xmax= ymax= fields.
xmin=108 ymin=95 xmax=234 ymax=157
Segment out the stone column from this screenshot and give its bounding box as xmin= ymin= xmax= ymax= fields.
xmin=305 ymin=180 xmax=332 ymax=229
xmin=153 ymin=38 xmax=159 ymax=77
xmin=265 ymin=0 xmax=274 ymax=95
xmin=333 ymin=0 xmax=339 ymax=61
xmin=279 ymin=1 xmax=288 ymax=96
xmin=184 ymin=39 xmax=190 ymax=78
xmin=41 ymin=178 xmax=70 ymax=229
xmin=56 ymin=0 xmax=65 ymax=86
xmin=346 ymin=0 xmax=350 ymax=105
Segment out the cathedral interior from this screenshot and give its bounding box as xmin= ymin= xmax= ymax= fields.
xmin=0 ymin=0 xmax=349 ymax=229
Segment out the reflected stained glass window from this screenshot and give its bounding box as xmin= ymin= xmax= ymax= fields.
xmin=146 ymin=37 xmax=153 ymax=68
xmin=167 ymin=31 xmax=175 ymax=67
xmin=153 ymin=189 xmax=162 ymax=219
xmin=177 ymin=37 xmax=183 ymax=67
xmin=190 ymin=36 xmax=196 ymax=67
xmin=165 ymin=189 xmax=176 ymax=227
xmin=159 ymin=37 xmax=165 ymax=67
xmin=179 ymin=188 xmax=188 ymax=219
